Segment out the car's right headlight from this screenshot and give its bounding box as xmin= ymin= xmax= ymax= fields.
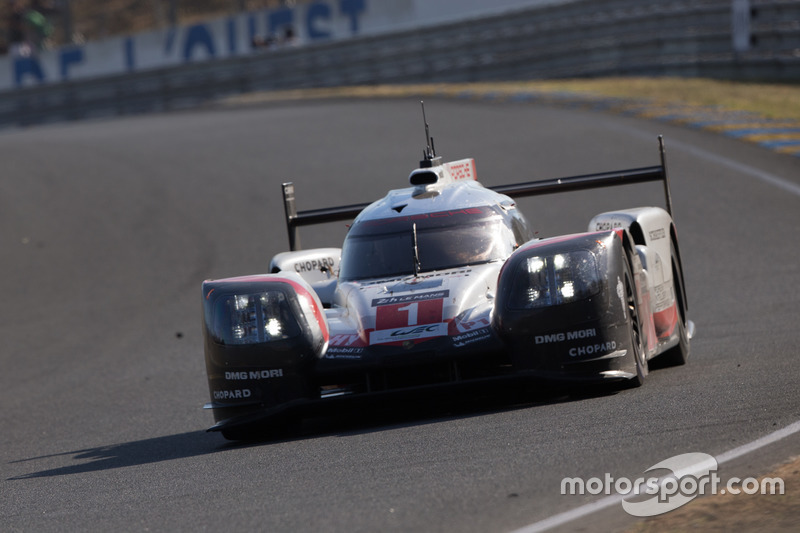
xmin=508 ymin=250 xmax=602 ymax=310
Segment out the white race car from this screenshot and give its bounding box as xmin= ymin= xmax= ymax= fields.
xmin=201 ymin=113 xmax=693 ymax=440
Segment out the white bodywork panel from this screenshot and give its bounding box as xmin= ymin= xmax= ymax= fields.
xmin=590 ymin=207 xmax=680 ymax=355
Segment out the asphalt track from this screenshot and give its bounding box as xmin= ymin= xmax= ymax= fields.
xmin=2 ymin=97 xmax=799 ymax=532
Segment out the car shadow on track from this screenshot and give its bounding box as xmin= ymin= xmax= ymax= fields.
xmin=220 ymin=383 xmax=619 ymax=447
xmin=7 ymin=386 xmax=619 ymax=480
xmin=7 ymin=430 xmax=215 ymax=480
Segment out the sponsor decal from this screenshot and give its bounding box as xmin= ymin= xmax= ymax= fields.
xmin=325 ymin=346 xmax=365 ymax=359
xmin=224 ymin=369 xmax=283 ymax=380
xmin=453 ymin=316 xmax=491 ymax=334
xmin=213 ymin=389 xmax=251 ymax=400
xmin=375 ymin=296 xmax=445 ymax=333
xmin=369 ymin=323 xmax=448 ymax=345
xmin=452 ymin=327 xmax=492 ymax=347
xmin=443 ymin=159 xmax=477 ymax=181
xmin=648 ymin=228 xmax=666 ymax=241
xmin=329 ymin=333 xmax=363 ymax=347
xmin=534 ymin=328 xmax=598 ymax=344
xmin=653 ymin=282 xmax=673 ymax=311
xmin=569 ymin=341 xmax=617 ymax=357
xmin=595 ymin=219 xmax=625 ymax=231
xmin=372 ymin=290 xmax=449 ymax=307
xmin=295 ymin=257 xmax=335 ymax=273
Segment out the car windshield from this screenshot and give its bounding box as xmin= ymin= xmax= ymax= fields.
xmin=339 ymin=207 xmax=515 ymax=281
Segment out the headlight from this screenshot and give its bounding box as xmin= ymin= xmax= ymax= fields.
xmin=213 ymin=290 xmax=301 ymax=345
xmin=508 ymin=250 xmax=601 ymax=309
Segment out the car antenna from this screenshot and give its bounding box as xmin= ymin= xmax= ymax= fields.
xmin=420 ymin=101 xmax=442 ymax=168
xmin=412 ymin=222 xmax=421 ymax=277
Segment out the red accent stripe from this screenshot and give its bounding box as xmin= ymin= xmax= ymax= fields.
xmin=279 ymin=278 xmax=330 ymax=344
xmin=653 ymin=303 xmax=677 ymax=339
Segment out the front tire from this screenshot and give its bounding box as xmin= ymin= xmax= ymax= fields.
xmin=623 ymin=257 xmax=647 ymax=388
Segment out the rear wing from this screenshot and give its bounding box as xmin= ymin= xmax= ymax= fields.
xmin=282 ymin=136 xmax=672 ymax=251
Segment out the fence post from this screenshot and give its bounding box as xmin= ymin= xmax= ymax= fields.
xmin=168 ymin=0 xmax=177 ymax=26
xmin=61 ymin=0 xmax=73 ymax=44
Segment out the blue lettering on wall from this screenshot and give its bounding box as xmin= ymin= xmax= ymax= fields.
xmin=226 ymin=18 xmax=237 ymax=54
xmin=307 ymin=2 xmax=332 ymax=40
xmin=5 ymin=0 xmax=370 ymax=89
xmin=247 ymin=13 xmax=258 ymax=45
xmin=340 ymin=0 xmax=366 ymax=34
xmin=59 ymin=47 xmax=84 ymax=80
xmin=269 ymin=8 xmax=294 ymax=36
xmin=124 ymin=37 xmax=136 ymax=71
xmin=247 ymin=13 xmax=258 ymax=47
xmin=164 ymin=28 xmax=177 ymax=54
xmin=182 ymin=24 xmax=216 ymax=61
xmin=14 ymin=57 xmax=45 ymax=86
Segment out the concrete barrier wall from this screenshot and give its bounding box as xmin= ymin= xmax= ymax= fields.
xmin=0 ymin=0 xmax=575 ymax=91
xmin=1 ymin=0 xmax=797 ymax=127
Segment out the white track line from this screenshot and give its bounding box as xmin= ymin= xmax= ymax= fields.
xmin=668 ymin=138 xmax=800 ymax=198
xmin=502 ymin=103 xmax=800 ymax=532
xmin=511 ymin=101 xmax=800 ymax=533
xmin=510 ymin=419 xmax=800 ymax=533
xmin=609 ymin=123 xmax=800 ymax=198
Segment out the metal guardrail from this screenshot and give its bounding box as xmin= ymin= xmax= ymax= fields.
xmin=1 ymin=0 xmax=798 ymax=127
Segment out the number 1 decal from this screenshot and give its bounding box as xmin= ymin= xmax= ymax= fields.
xmin=375 ymin=299 xmax=444 ymax=330
xmin=397 ymin=302 xmax=418 ymax=325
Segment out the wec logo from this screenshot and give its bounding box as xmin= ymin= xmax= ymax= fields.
xmin=368 ymin=322 xmax=447 ymax=345
xmin=390 ymin=325 xmax=440 ymax=337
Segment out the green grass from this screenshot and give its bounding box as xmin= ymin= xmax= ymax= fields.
xmin=490 ymin=78 xmax=800 ymax=121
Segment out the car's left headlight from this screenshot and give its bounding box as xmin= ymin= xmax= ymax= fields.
xmin=508 ymin=250 xmax=602 ymax=309
xmin=213 ymin=290 xmax=301 ymax=345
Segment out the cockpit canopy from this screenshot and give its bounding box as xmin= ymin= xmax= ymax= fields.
xmin=339 ymin=205 xmax=528 ymax=281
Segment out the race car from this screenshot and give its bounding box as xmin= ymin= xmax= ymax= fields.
xmin=201 ymin=116 xmax=694 ymax=440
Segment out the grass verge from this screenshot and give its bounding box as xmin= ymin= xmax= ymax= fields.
xmin=224 ymin=78 xmax=800 ymax=122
